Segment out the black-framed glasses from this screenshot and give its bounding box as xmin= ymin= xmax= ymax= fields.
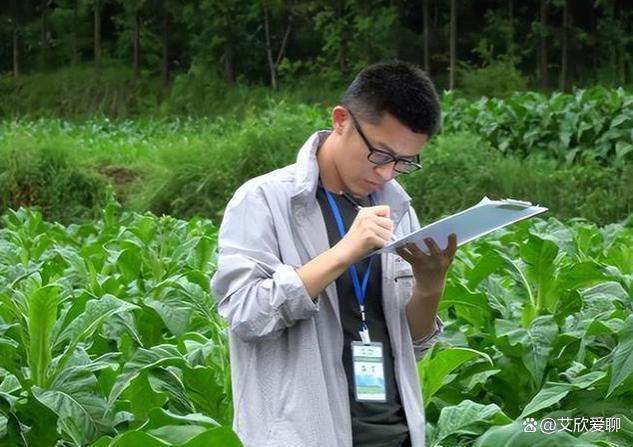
xmin=347 ymin=110 xmax=423 ymax=174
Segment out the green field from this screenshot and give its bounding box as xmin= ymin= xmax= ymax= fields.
xmin=1 ymin=88 xmax=632 ymax=446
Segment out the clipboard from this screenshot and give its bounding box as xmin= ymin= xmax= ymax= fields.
xmin=375 ymin=197 xmax=548 ymax=255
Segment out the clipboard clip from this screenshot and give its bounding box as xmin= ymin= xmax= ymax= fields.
xmin=496 ymin=199 xmax=533 ymax=210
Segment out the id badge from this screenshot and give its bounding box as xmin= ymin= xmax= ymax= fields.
xmin=351 ymin=341 xmax=386 ymax=402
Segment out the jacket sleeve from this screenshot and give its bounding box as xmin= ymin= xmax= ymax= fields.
xmin=412 ymin=317 xmax=443 ymax=360
xmin=210 ymin=184 xmax=318 ymax=343
xmin=403 ymin=205 xmax=444 ymax=361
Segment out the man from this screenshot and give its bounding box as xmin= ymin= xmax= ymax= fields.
xmin=211 ymin=61 xmax=457 ymax=447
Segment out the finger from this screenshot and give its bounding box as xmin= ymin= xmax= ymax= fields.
xmin=372 ymin=216 xmax=395 ymax=232
xmin=403 ymin=242 xmax=432 ymax=258
xmin=445 ymin=233 xmax=458 ymax=258
xmin=361 ymin=205 xmax=391 ymax=218
xmin=369 ymin=222 xmax=393 ymax=244
xmin=396 ymin=246 xmax=414 ymax=261
xmin=423 ymin=238 xmax=442 ymax=257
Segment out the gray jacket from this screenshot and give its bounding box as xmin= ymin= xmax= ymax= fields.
xmin=211 ymin=131 xmax=442 ymax=447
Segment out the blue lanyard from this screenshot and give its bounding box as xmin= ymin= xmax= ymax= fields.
xmin=323 ymin=188 xmax=375 ymax=332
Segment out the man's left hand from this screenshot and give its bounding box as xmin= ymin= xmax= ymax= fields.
xmin=396 ymin=233 xmax=457 ymax=296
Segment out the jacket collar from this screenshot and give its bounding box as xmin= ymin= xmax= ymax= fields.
xmin=292 ymin=131 xmax=412 ymax=225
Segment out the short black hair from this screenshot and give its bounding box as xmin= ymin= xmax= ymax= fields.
xmin=340 ymin=61 xmax=441 ymax=137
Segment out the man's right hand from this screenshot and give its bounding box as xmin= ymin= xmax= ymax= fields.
xmin=297 ymin=205 xmax=393 ymax=300
xmin=333 ymin=205 xmax=394 ymax=265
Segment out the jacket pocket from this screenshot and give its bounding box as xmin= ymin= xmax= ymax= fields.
xmin=265 ymin=419 xmax=305 ymax=447
xmin=393 ymin=256 xmax=414 ymax=303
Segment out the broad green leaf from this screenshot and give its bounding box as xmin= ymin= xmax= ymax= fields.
xmin=146 ymin=426 xmax=208 ymax=445
xmin=180 ymin=427 xmax=243 ymax=447
xmin=148 ymin=368 xmax=194 ymax=414
xmin=108 ymin=345 xmax=184 ymax=407
xmin=28 ymin=285 xmax=60 ymax=387
xmin=519 ymin=383 xmax=573 ymax=418
xmin=570 ymin=370 xmax=607 ymax=388
xmin=586 ymin=319 xmax=624 ymax=337
xmin=607 ymin=316 xmax=633 ymax=396
xmin=495 ymin=319 xmax=527 ymax=357
xmin=418 ymin=347 xmax=492 ymax=406
xmin=467 ymin=250 xmax=505 ymax=289
xmin=440 ymin=282 xmax=490 ymax=311
xmin=187 ymin=236 xmax=216 ymax=271
xmin=579 ymin=414 xmax=633 ymax=445
xmin=121 ymin=371 xmax=168 ymax=421
xmin=117 ymin=248 xmax=143 ymax=282
xmin=13 ymin=392 xmax=59 ymax=446
xmin=57 ymin=294 xmax=139 ymax=346
xmin=142 ymin=407 xmax=220 ymax=430
xmin=558 ymin=261 xmax=608 ymax=290
xmin=129 ymin=215 xmax=158 ymax=245
xmin=181 ymin=366 xmax=230 ymax=424
xmin=520 ymin=237 xmax=559 ymax=312
xmin=523 ymin=316 xmax=558 ymax=386
xmin=145 ymin=297 xmax=192 ymax=337
xmin=108 ymin=431 xmax=169 ymax=447
xmin=0 ymin=374 xmax=21 ymax=394
xmin=432 ymin=400 xmax=511 ymax=445
xmin=33 ymin=368 xmax=108 ymax=446
xmin=88 ymin=436 xmax=113 ymax=447
xmin=98 ymin=425 xmax=242 ymax=447
xmin=32 ymin=387 xmax=105 ymax=445
xmin=474 ymin=421 xmax=596 ymax=447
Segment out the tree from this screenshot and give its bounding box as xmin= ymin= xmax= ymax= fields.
xmin=93 ymin=0 xmax=102 ymax=64
xmin=39 ymin=0 xmax=50 ymax=69
xmin=120 ymin=0 xmax=146 ymax=79
xmin=262 ymin=0 xmax=292 ymax=90
xmin=9 ymin=0 xmax=22 ymax=76
xmin=537 ymin=0 xmax=548 ymax=89
xmin=508 ymin=0 xmax=514 ymax=57
xmin=449 ymin=0 xmax=456 ymax=89
xmin=559 ymin=0 xmax=568 ymax=91
xmin=422 ymin=0 xmax=429 ymax=73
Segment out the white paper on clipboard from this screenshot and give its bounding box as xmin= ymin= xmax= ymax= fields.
xmin=375 ymin=197 xmax=548 ymax=255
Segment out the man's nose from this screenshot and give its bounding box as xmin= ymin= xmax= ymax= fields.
xmin=374 ymin=162 xmax=397 ymax=181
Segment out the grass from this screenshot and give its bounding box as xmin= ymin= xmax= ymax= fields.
xmin=1 ymin=107 xmax=632 ymax=226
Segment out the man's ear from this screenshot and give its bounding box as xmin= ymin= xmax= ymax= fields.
xmin=331 ymin=106 xmax=349 ymax=135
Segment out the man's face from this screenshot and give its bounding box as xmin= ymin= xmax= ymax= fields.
xmin=335 ymin=109 xmax=429 ymax=197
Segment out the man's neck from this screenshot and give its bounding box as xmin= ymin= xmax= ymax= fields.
xmin=316 ymin=133 xmax=345 ymax=194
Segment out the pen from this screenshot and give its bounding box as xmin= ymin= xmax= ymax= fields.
xmin=340 ymin=191 xmax=397 ymax=243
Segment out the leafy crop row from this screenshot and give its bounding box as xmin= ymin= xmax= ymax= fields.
xmin=421 ymin=216 xmax=633 ymax=445
xmin=1 ymin=197 xmax=632 ymax=445
xmin=0 ymin=198 xmax=239 ymax=446
xmin=442 ymin=86 xmax=633 ymax=165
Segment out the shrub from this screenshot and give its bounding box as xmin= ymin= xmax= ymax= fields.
xmin=458 ymin=57 xmax=528 ymax=99
xmin=400 ymin=133 xmax=633 ymax=226
xmin=0 ymin=143 xmax=107 ymax=223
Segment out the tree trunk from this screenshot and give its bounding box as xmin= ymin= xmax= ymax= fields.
xmin=337 ymin=0 xmax=345 ymax=72
xmin=161 ymin=5 xmax=170 ymax=88
xmin=276 ymin=18 xmax=292 ymax=69
xmin=40 ymin=0 xmax=49 ymax=69
xmin=133 ymin=11 xmax=140 ymax=80
xmin=11 ymin=0 xmax=20 ymax=77
xmin=423 ymin=0 xmax=429 ymax=73
xmin=508 ymin=0 xmax=514 ymax=57
xmin=264 ymin=2 xmax=277 ymax=90
xmin=94 ymin=0 xmax=101 ymax=65
xmin=13 ymin=21 xmax=20 ymax=77
xmin=559 ymin=0 xmax=568 ymax=91
xmin=449 ymin=0 xmax=456 ymax=90
xmin=224 ymin=45 xmax=235 ymax=84
xmin=72 ymin=0 xmax=79 ymax=65
xmin=538 ymin=0 xmax=548 ymax=89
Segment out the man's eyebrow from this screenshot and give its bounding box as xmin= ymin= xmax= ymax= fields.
xmin=374 ymin=140 xmax=416 ymax=159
